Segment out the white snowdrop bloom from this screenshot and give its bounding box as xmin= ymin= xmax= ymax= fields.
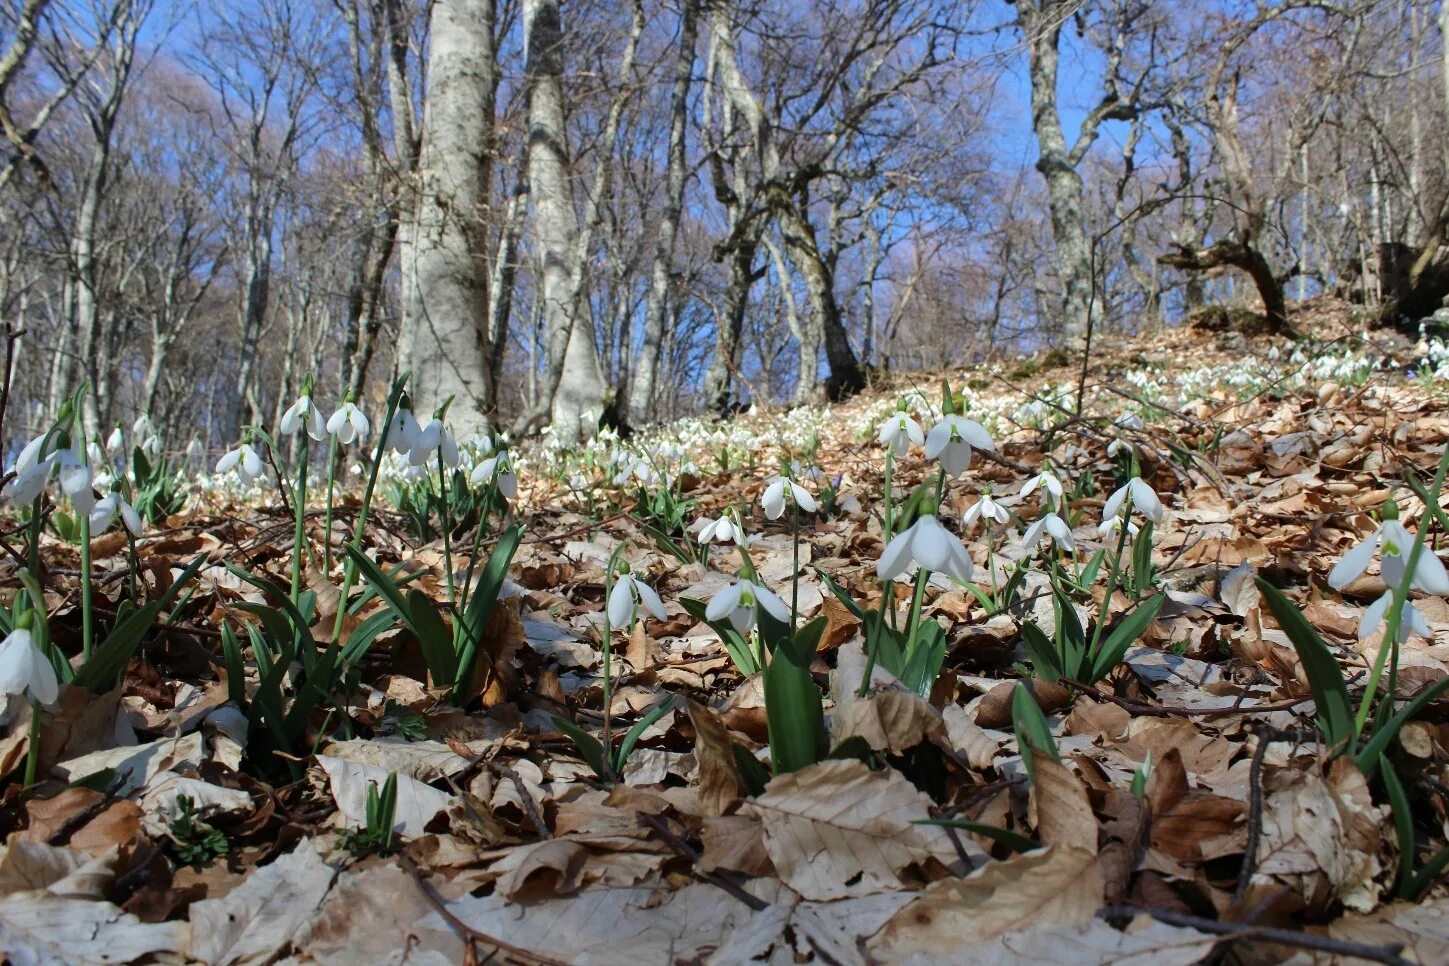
xmin=1115 ymin=412 xmax=1145 ymax=431
xmin=1103 ymin=477 xmax=1165 ymax=524
xmin=280 ymin=394 xmax=328 ymax=441
xmin=761 ymin=477 xmax=817 ymax=520
xmin=877 ymin=514 xmax=974 ymax=584
xmin=385 ymin=406 xmax=422 ymax=454
xmin=877 ymin=411 xmax=925 ymax=456
xmin=327 ymin=402 xmax=371 ymax=445
xmin=1021 ymin=470 xmax=1064 ymax=504
xmin=924 ymin=415 xmax=994 ymax=477
xmin=963 ymin=492 xmax=1009 ymax=529
xmin=89 ymin=491 xmax=143 ymax=536
xmin=706 ymin=579 xmax=791 ymax=633
xmin=105 ymin=426 xmax=125 ymax=456
xmin=1023 ymin=512 xmax=1075 ymax=552
xmin=1098 ymin=516 xmax=1140 ymax=538
xmin=59 ymin=460 xmax=95 ymax=516
xmin=606 ymin=571 xmax=667 ymax=631
xmin=1357 ymin=590 xmax=1431 ymax=643
xmin=186 ymin=439 xmax=204 ymax=461
xmin=140 ymin=434 xmax=161 ymax=459
xmin=216 ymin=443 xmax=264 ymax=485
xmin=697 ymin=514 xmax=745 ymax=545
xmin=470 ymin=452 xmax=517 ymax=498
xmin=0 ymin=628 xmax=59 ymax=705
xmin=1328 ymin=519 xmax=1449 ymax=596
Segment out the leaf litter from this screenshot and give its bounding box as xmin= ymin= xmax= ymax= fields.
xmin=3 ymin=322 xmax=1449 ymax=963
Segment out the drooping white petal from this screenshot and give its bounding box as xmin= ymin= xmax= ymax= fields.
xmin=790 ymin=481 xmax=818 ymax=514
xmin=911 ymin=516 xmax=953 ymax=572
xmin=1329 ymin=535 xmax=1379 ymax=590
xmin=1128 ymin=478 xmax=1165 ymax=522
xmin=1045 ymin=513 xmax=1076 ymax=551
xmin=1022 ymin=517 xmax=1046 ymax=550
xmin=240 ymin=445 xmax=263 ymax=480
xmin=762 ymin=478 xmax=786 ymax=520
xmin=876 ymin=527 xmax=915 ymax=582
xmin=607 ymin=577 xmax=636 ymax=629
xmin=0 ymin=631 xmax=32 ymax=697
xmin=119 ymin=499 xmax=143 ymax=536
xmin=1411 ymin=548 xmax=1449 ymax=596
xmin=1102 ymin=483 xmax=1129 ymax=521
xmin=706 ymin=582 xmax=745 ymax=623
xmin=1358 ymin=591 xmax=1391 ymax=642
xmin=754 ymin=583 xmax=792 ymax=623
xmin=635 ymin=580 xmax=667 ymax=620
xmin=923 ymin=421 xmax=951 ymax=460
xmin=938 ymin=440 xmax=971 ymax=477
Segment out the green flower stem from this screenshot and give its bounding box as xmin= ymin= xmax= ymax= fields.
xmin=289 ymin=432 xmax=310 ymax=605
xmin=1356 ymin=442 xmax=1449 ymax=738
xmin=23 ymin=699 xmax=39 ymax=787
xmin=79 ymin=512 xmax=93 ymax=662
xmin=458 ymin=479 xmax=499 ymax=623
xmin=1085 ymin=500 xmax=1135 ymax=666
xmin=331 ymin=376 xmax=409 ymax=646
xmin=436 ymin=448 xmax=456 ymax=606
xmin=322 ymin=436 xmax=340 ymax=579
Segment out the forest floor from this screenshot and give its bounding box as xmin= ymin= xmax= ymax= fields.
xmin=5 ymin=302 xmax=1449 ymax=963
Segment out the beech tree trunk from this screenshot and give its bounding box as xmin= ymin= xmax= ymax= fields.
xmin=626 ymin=0 xmax=696 ymax=427
xmin=399 ymin=0 xmax=495 ymax=434
xmin=525 ymin=0 xmax=606 ymax=444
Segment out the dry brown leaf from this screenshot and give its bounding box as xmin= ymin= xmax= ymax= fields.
xmin=868 ymin=845 xmax=1103 ymax=957
xmin=684 ymin=698 xmax=743 ymax=816
xmin=748 ymin=758 xmax=967 ymax=900
xmin=1030 ymin=757 xmax=1098 ymax=854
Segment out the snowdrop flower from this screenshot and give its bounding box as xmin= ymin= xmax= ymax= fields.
xmin=186 ymin=439 xmax=204 ymax=462
xmin=1098 ymin=516 xmax=1140 ymax=538
xmin=86 ymin=439 xmax=105 ymax=468
xmin=470 ymin=451 xmax=517 ymax=498
xmin=697 ymin=513 xmax=745 ymax=545
xmin=1021 ymin=469 xmax=1064 ymax=505
xmin=216 ymin=442 xmax=264 ymax=485
xmin=706 ymin=578 xmax=791 ymax=633
xmin=327 ymin=400 xmax=371 ymax=445
xmin=1023 ymin=512 xmax=1075 ymax=552
xmin=385 ymin=404 xmax=422 ymax=454
xmin=1107 ymin=438 xmax=1134 ymax=459
xmin=1328 ymin=518 xmax=1449 ymax=596
xmin=877 ymin=514 xmax=974 ymax=583
xmin=607 ymin=570 xmax=667 ymax=631
xmin=878 ymin=408 xmax=925 ymax=456
xmin=105 ymin=425 xmax=125 ymax=456
xmin=1103 ymin=477 xmax=1165 ymax=524
xmin=1357 ymin=588 xmax=1431 ymax=643
xmin=59 ymin=460 xmax=95 ymax=516
xmin=139 ymin=434 xmax=161 ymax=460
xmin=963 ymin=491 xmax=1009 ymax=529
xmin=1115 ymin=412 xmax=1145 ymax=431
xmin=279 ymin=393 xmax=327 ymax=441
xmin=762 ymin=476 xmax=817 ymax=520
xmin=0 ymin=626 xmax=58 ymax=705
xmin=925 ymin=414 xmax=994 ymax=477
xmin=89 ymin=490 xmax=143 ymax=536
xmin=6 ymin=432 xmax=64 ymax=505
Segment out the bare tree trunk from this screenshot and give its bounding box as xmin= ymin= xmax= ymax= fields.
xmin=626 ymin=0 xmax=696 ymax=427
xmin=399 ymin=0 xmax=496 ymax=434
xmin=703 ymin=241 xmax=755 ymax=412
xmin=524 ymin=0 xmax=606 ymax=444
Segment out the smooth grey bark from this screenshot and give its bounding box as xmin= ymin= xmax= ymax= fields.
xmin=399 ymin=0 xmax=495 ymax=434
xmin=626 ymin=0 xmax=696 ymax=427
xmin=68 ymin=0 xmax=150 ymax=434
xmin=1016 ymin=0 xmax=1140 ymax=345
xmin=524 ymin=0 xmax=606 ymax=444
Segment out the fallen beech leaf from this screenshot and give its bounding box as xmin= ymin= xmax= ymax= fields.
xmin=748 ymin=758 xmax=968 ymax=900
xmin=186 ymin=841 xmax=338 ymax=965
xmin=868 ymin=845 xmax=1103 ymax=956
xmin=316 ymin=755 xmax=455 ymax=838
xmin=1030 ymin=758 xmax=1097 ymax=854
xmin=684 ymin=698 xmax=743 ymax=815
